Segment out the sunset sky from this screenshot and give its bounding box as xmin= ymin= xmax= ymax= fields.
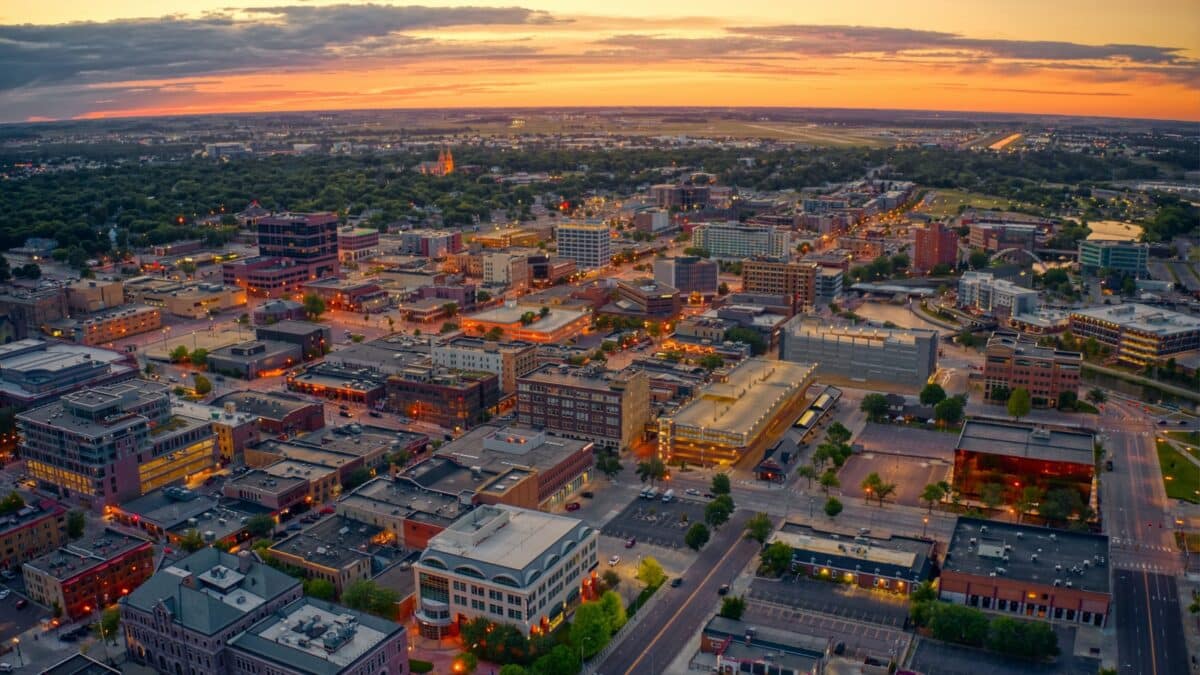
xmin=1 ymin=1 xmax=1197 ymax=122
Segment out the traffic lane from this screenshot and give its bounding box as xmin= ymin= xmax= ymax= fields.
xmin=596 ymin=510 xmax=758 ymax=675
xmin=1147 ymin=572 xmax=1189 ymax=675
xmin=1115 ymin=570 xmax=1189 ymax=675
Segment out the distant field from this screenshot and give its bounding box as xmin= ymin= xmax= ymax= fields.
xmin=439 ymin=117 xmax=890 ymax=146
xmin=915 ymin=189 xmax=1018 ymax=217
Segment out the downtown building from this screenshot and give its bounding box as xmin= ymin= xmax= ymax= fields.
xmin=741 ymin=258 xmax=818 ymax=313
xmin=1077 ymin=240 xmax=1149 ymax=278
xmin=913 ymin=221 xmax=959 ymax=272
xmin=779 ymin=316 xmax=938 ymax=389
xmin=517 ymin=364 xmax=649 ymax=451
xmin=654 ymin=256 xmax=718 ymax=297
xmin=414 ymin=504 xmax=598 ymax=638
xmin=23 ymin=529 xmax=154 ymax=620
xmin=1067 ymin=303 xmax=1200 ymax=367
xmin=957 ymin=271 xmax=1039 ymax=318
xmin=431 ymin=338 xmax=538 ymax=395
xmin=555 ymin=221 xmax=612 ymax=270
xmin=18 ymin=380 xmax=218 ymax=508
xmin=224 ymin=212 xmax=340 ymax=297
xmin=691 ymin=223 xmax=790 ymax=260
xmin=982 ymin=332 xmax=1082 ymax=408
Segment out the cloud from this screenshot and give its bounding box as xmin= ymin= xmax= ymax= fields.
xmin=0 ymin=4 xmax=551 ymax=90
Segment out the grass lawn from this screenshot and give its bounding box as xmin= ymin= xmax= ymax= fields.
xmin=916 ymin=189 xmax=1027 ymax=218
xmin=1157 ymin=440 xmax=1200 ymax=503
xmin=1167 ymin=431 xmax=1200 ymax=445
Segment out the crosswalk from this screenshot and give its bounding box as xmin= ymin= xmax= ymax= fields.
xmin=1109 ymin=537 xmax=1177 ymax=553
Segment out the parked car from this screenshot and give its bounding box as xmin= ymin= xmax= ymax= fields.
xmin=685 ymin=488 xmax=700 ymax=496
xmin=670 ymin=578 xmax=683 ymax=588
xmin=565 ymin=502 xmax=581 ymax=512
xmin=581 ymin=491 xmax=594 ymax=499
xmin=0 ymin=590 xmax=10 ymax=600
xmin=717 ymin=584 xmax=730 ymax=596
xmin=624 ymin=537 xmax=637 ymax=548
xmin=368 ymin=411 xmax=383 ymax=418
xmin=608 ymin=555 xmax=621 ymax=566
xmin=15 ymin=598 xmax=28 ymax=609
xmin=339 ymin=411 xmax=353 ymax=418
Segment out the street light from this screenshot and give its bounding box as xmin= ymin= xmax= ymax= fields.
xmin=11 ymin=637 xmax=20 ymax=667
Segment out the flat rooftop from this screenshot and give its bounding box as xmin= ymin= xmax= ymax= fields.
xmin=520 ymin=363 xmax=640 ymax=391
xmin=229 ymin=469 xmax=308 ymax=495
xmin=270 ymin=515 xmax=381 ymax=570
xmin=944 ymin=517 xmax=1110 ymax=594
xmin=428 ymin=505 xmax=584 ymax=572
xmin=776 ymin=522 xmax=933 ymax=582
xmin=115 ymin=486 xmax=216 ymax=529
xmin=340 ymin=475 xmax=469 ymax=526
xmin=0 ymin=497 xmax=63 ymax=537
xmin=24 ymin=529 xmax=149 ymax=581
xmin=256 ymin=320 xmax=329 ymax=336
xmin=212 ymin=391 xmax=316 ymax=420
xmin=230 ymin=598 xmax=401 ymax=675
xmin=464 ymin=304 xmax=588 ymax=332
xmin=670 ymin=358 xmax=815 ymax=435
xmin=785 ymin=316 xmax=937 ymax=345
xmin=436 ymin=424 xmax=591 ymax=475
xmin=986 ymin=332 xmax=1081 ymax=362
xmin=956 ymin=420 xmax=1094 ymax=465
xmin=1070 ymin=303 xmax=1200 ymax=337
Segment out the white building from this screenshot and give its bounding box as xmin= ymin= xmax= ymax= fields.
xmin=413 ymin=505 xmax=598 ymax=638
xmin=431 ymin=338 xmax=537 ymax=394
xmin=483 ymin=251 xmax=530 ymax=290
xmin=691 ymin=222 xmax=789 ymax=259
xmin=555 ymin=222 xmax=611 ymax=270
xmin=958 ymin=271 xmax=1039 ymax=316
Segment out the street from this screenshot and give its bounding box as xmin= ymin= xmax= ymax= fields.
xmin=1114 ymin=570 xmax=1189 ymax=675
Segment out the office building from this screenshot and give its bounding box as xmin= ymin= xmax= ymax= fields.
xmin=815 ymin=267 xmax=843 ymax=306
xmin=255 ymin=320 xmax=333 ymax=360
xmin=414 ymin=504 xmax=598 ymax=638
xmin=517 ymin=365 xmax=649 ymax=451
xmin=600 ymin=279 xmax=682 ymax=321
xmin=224 ymin=468 xmax=310 ymax=514
xmin=982 ymin=332 xmax=1081 ymax=407
xmin=632 ymin=208 xmax=672 ymax=235
xmin=170 ymin=399 xmax=261 ymax=463
xmin=122 ymin=549 xmax=304 ymax=675
xmin=951 ymin=420 xmax=1095 ymax=504
xmin=475 ymin=229 xmax=539 ymax=249
xmin=741 ymin=258 xmax=818 ymax=312
xmin=399 ymin=230 xmax=463 ymax=258
xmin=940 ymin=517 xmax=1110 ymax=627
xmin=460 ymin=303 xmax=590 ymax=344
xmin=654 ymin=256 xmax=718 ymax=297
xmin=1078 ymin=240 xmax=1149 ymax=278
xmin=650 ymin=183 xmax=710 ymax=209
xmin=555 ymin=222 xmax=611 ymax=270
xmin=771 ymin=522 xmax=934 ymax=595
xmin=301 ymin=278 xmax=390 ymax=314
xmin=207 ymin=340 xmax=303 ymax=379
xmin=967 ymin=222 xmax=1038 ymax=253
xmin=338 ymin=227 xmax=381 ymax=264
xmin=288 ymin=362 xmax=388 ymax=408
xmin=913 ymin=221 xmax=959 ymax=271
xmin=482 ymin=251 xmax=531 ymax=290
xmin=23 ymin=529 xmax=154 ymax=620
xmin=65 ymin=279 xmax=124 ymax=313
xmin=432 ymin=338 xmax=537 ymax=395
xmin=386 ymin=369 xmax=499 ymax=430
xmin=337 ymin=476 xmax=471 ymax=550
xmin=1068 ymin=304 xmax=1200 ymax=366
xmin=224 ymin=212 xmax=340 ymax=297
xmin=227 ymin=598 xmax=410 ymax=675
xmin=253 ymin=299 xmax=307 ymax=325
xmin=779 ymin=316 xmax=938 ymax=389
xmin=527 ymin=255 xmax=576 ymax=285
xmin=657 ymin=358 xmax=815 ymax=467
xmin=0 ymin=285 xmax=68 ymax=339
xmin=957 ymin=272 xmax=1039 ymax=317
xmin=210 ymin=391 xmax=325 ymax=435
xmin=0 ymin=496 xmax=67 ymax=570
xmin=691 ymin=223 xmax=789 ymax=260
xmin=47 ymin=305 xmax=162 ymax=346
xmin=19 ymin=381 xmax=217 ymax=507
xmin=0 ymin=339 xmax=136 ymax=409
xmin=268 ymin=516 xmax=386 ymax=595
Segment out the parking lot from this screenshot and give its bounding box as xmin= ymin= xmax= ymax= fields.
xmin=0 ymin=582 xmax=51 ymax=644
xmin=838 ymin=453 xmax=951 ymax=508
xmin=742 ymin=598 xmax=909 ymax=662
xmin=600 ymin=497 xmax=708 ymax=549
xmin=855 ymin=424 xmax=958 ymax=460
xmin=908 ymin=626 xmax=1098 ymax=675
xmin=748 ymin=576 xmax=910 ymax=627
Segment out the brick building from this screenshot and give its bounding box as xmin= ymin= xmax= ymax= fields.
xmin=23 ymin=529 xmax=154 ymax=620
xmin=982 ymin=332 xmax=1081 ymax=407
xmin=517 ymin=365 xmax=649 ymax=451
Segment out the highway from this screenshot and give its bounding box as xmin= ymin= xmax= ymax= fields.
xmin=593 ymin=510 xmax=759 ymax=675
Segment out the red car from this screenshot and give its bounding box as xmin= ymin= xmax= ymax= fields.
xmin=624 ymin=537 xmax=637 ymax=548
xmin=565 ymin=502 xmax=581 ymax=512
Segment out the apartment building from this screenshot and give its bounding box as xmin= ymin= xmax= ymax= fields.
xmin=741 ymin=258 xmax=818 ymax=312
xmin=23 ymin=529 xmax=154 ymax=619
xmin=0 ymin=497 xmax=67 ymax=570
xmin=431 ymin=338 xmax=537 ymax=394
xmin=555 ymin=222 xmax=611 ymax=270
xmin=913 ymin=221 xmax=959 ymax=271
xmin=958 ymin=272 xmax=1039 ymax=317
xmin=48 ymin=305 xmax=162 ymax=346
xmin=517 ymin=364 xmax=650 ymax=451
xmin=982 ymin=332 xmax=1081 ymax=407
xmin=691 ymin=223 xmax=789 ymax=260
xmin=338 ymin=227 xmax=381 ymax=264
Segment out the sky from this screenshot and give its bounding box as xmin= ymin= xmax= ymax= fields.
xmin=1 ymin=1 xmax=1198 ymax=123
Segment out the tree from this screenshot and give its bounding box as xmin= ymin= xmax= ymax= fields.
xmin=476 ymin=290 xmax=492 ymax=303
xmin=1057 ymin=390 xmax=1078 ymax=411
xmin=760 ymin=541 xmax=793 ymax=576
xmin=920 ymin=383 xmax=947 ymax=406
xmin=912 ymin=580 xmax=937 ymax=603
xmin=1039 ymin=487 xmax=1086 ymax=526
xmin=718 ymin=281 xmax=730 ymax=295
xmin=797 ymin=465 xmax=817 ymax=489
xmin=531 ymin=645 xmax=578 ymax=675
xmin=825 ymin=421 xmax=852 ymax=446
xmin=1087 ymin=388 xmax=1108 ymax=405
xmin=539 ymin=306 xmax=550 ymax=318
xmin=824 ymin=497 xmax=843 ymax=518
xmin=920 ymin=483 xmax=946 ymax=513
xmin=860 ymin=393 xmax=890 ymax=422
xmin=343 ymin=466 xmax=372 ymax=491
xmin=711 ymin=473 xmax=731 ymax=495
xmin=302 ymin=293 xmax=327 ymax=320
xmin=190 ymin=347 xmax=209 ymax=367
xmin=499 ymin=666 xmax=527 ymax=675
xmin=570 ymin=602 xmax=611 ymax=658
xmin=637 ymin=556 xmax=666 ymax=589
xmin=698 ymin=354 xmax=724 ymax=371
xmin=934 ymin=396 xmax=965 ymax=426
xmin=968 ymin=249 xmax=990 ymax=270
xmin=929 ymin=603 xmax=990 ymax=646
xmin=745 ymin=513 xmax=772 ymax=544
xmin=485 ymin=326 xmax=504 ymax=341
xmin=598 ymin=590 xmax=627 ymax=633
xmin=980 ymin=482 xmax=1006 ymax=511
xmin=245 ymin=514 xmax=276 ymax=538
xmin=1015 ymin=486 xmax=1044 ymax=523
xmin=442 ymin=302 xmax=459 ymax=318
xmin=1007 ymin=387 xmax=1032 ymax=421
xmin=66 ymin=510 xmax=86 ymax=539
xmin=705 ymin=495 xmax=735 ymax=528
xmin=685 ymin=523 xmax=711 ymax=550
xmin=342 ymin=579 xmax=399 ymax=618
xmin=861 ymin=472 xmax=883 ymax=503
xmin=986 ymin=616 xmax=1059 ymax=661
xmin=454 ymin=652 xmax=479 ymax=674
xmin=193 ymin=374 xmax=212 ymax=396
xmin=179 ymin=529 xmax=206 ymax=552
xmin=0 ymin=491 xmax=24 ymax=516
xmin=819 ymin=469 xmax=840 ymax=495
xmin=602 ymin=569 xmax=621 ymax=591
xmin=635 ymin=458 xmax=667 ymax=487
xmin=93 ymin=606 xmax=121 ymax=644
xmin=169 ymin=345 xmax=190 ymax=363
xmin=990 ymin=384 xmax=1011 ymax=402
xmin=724 ymin=327 xmax=766 ymax=356
xmin=595 ymin=453 xmax=623 ymax=479
xmin=304 ymin=578 xmax=336 ymax=600
xmin=718 ymin=596 xmax=746 ymax=620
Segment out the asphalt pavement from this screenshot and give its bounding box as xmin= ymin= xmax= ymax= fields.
xmin=1114 ymin=570 xmax=1189 ymax=675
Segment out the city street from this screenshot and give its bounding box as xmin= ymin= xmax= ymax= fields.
xmin=1114 ymin=570 xmax=1189 ymax=675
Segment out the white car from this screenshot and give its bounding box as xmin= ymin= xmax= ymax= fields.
xmin=685 ymin=488 xmax=700 ymax=496
xmin=0 ymin=590 xmax=10 ymax=600
xmin=608 ymin=555 xmax=621 ymax=566
xmin=0 ymin=663 xmax=12 ymax=673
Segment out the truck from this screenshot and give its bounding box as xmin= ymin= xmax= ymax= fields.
xmin=661 ymin=489 xmax=675 ymax=503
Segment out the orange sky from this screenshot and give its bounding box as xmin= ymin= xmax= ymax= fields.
xmin=2 ymin=1 xmax=1198 ymax=122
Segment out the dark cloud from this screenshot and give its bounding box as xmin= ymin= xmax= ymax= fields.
xmin=0 ymin=4 xmax=550 ymax=90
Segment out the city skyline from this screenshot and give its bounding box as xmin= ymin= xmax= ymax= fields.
xmin=2 ymin=1 xmax=1198 ymax=123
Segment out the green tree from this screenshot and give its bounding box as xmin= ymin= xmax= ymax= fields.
xmin=169 ymin=345 xmax=190 ymax=363
xmin=193 ymin=374 xmax=212 ymax=396
xmin=66 ymin=510 xmax=86 ymax=539
xmin=705 ymin=494 xmax=735 ymax=528
xmin=1086 ymin=388 xmax=1108 ymax=405
xmin=1015 ymin=486 xmax=1044 ymax=523
xmin=499 ymin=666 xmax=528 ymax=675
xmin=454 ymin=652 xmax=478 ymax=674
xmin=718 ymin=596 xmax=746 ymax=620
xmin=0 ymin=492 xmax=24 ymax=516
xmin=929 ymin=603 xmax=990 ymax=646
xmin=595 ymin=453 xmax=623 ymax=478
xmin=302 ymin=293 xmax=327 ymax=320
xmin=637 ymin=556 xmax=666 ymax=589
xmin=245 ymin=514 xmax=276 ymax=538
xmin=711 ymin=473 xmax=732 ymax=495
xmin=570 ymin=602 xmax=611 ymax=658
xmin=1057 ymin=390 xmax=1078 ymax=411
xmin=442 ymin=302 xmax=459 ymax=318
xmin=745 ymin=513 xmax=772 ymax=544
xmin=920 ymin=383 xmax=947 ymax=406
xmin=342 ymin=579 xmax=399 ymax=619
xmin=304 ymin=578 xmax=336 ymax=600
xmin=968 ymin=249 xmax=990 ymax=270
xmin=698 ymin=354 xmax=724 ymax=371
xmin=860 ymin=393 xmax=890 ymax=422
xmin=602 ymin=569 xmax=621 ymax=591
xmin=1007 ymin=387 xmax=1032 ymax=421
xmin=343 ymin=466 xmax=372 ymax=491
xmin=980 ymin=482 xmax=1006 ymax=511
xmin=760 ymin=541 xmax=793 ymax=576
xmin=685 ymin=523 xmax=711 ymax=550
xmin=531 ymin=645 xmax=578 ymax=675
xmin=920 ymin=483 xmax=946 ymax=513
xmin=179 ymin=529 xmax=205 ymax=552
xmin=718 ymin=281 xmax=730 ymax=295
xmin=93 ymin=606 xmax=121 ymax=644
xmin=934 ymin=396 xmax=965 ymax=426
xmin=824 ymin=497 xmax=843 ymax=518
xmin=819 ymin=469 xmax=840 ymax=495
xmin=635 ymin=458 xmax=667 ymax=487
xmin=724 ymin=326 xmax=766 ymax=355
xmin=797 ymin=465 xmax=817 ymax=489
xmin=598 ymin=590 xmax=627 ymax=633
xmin=990 ymin=384 xmax=1011 ymax=402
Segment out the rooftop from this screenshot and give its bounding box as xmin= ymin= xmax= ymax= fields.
xmin=114 ymin=486 xmax=218 ymax=530
xmin=229 ymin=469 xmax=308 ymax=496
xmin=956 ymin=420 xmax=1094 ymax=465
xmin=1070 ymin=303 xmax=1200 ymax=337
xmin=229 ymin=598 xmax=403 ymax=675
xmin=986 ymin=332 xmax=1081 ymax=362
xmin=464 ymin=304 xmax=589 ymax=332
xmin=39 ymin=653 xmax=121 ymax=675
xmin=256 ymin=320 xmax=330 ymax=336
xmin=784 ymin=315 xmax=938 ymax=345
xmin=0 ymin=496 xmax=65 ymax=537
xmin=773 ymin=522 xmax=933 ymax=584
xmin=436 ymin=424 xmax=592 ymax=476
xmin=339 ymin=475 xmax=470 ymax=527
xmin=212 ymin=391 xmax=317 ymax=420
xmin=944 ymin=517 xmax=1110 ymax=594
xmin=520 ymin=363 xmax=642 ymax=391
xmin=669 ymin=358 xmax=816 ymax=435
xmin=124 ymin=549 xmax=301 ymax=636
xmin=24 ymin=529 xmax=150 ymax=582
xmin=428 ymin=504 xmax=585 ymax=572
xmin=270 ymin=516 xmax=382 ymax=570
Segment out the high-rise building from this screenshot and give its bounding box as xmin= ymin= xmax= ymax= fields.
xmin=19 ymin=380 xmax=218 ymax=506
xmin=741 ymin=258 xmax=818 ymax=312
xmin=982 ymin=332 xmax=1082 ymax=407
xmin=654 ymin=256 xmax=718 ymax=297
xmin=1078 ymin=240 xmax=1149 ymax=278
xmin=224 ymin=212 xmax=340 ymax=297
xmin=913 ymin=221 xmax=959 ymax=271
xmin=517 ymin=365 xmax=649 ymax=451
xmin=691 ymin=223 xmax=790 ymax=260
xmin=555 ymin=222 xmax=611 ymax=270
